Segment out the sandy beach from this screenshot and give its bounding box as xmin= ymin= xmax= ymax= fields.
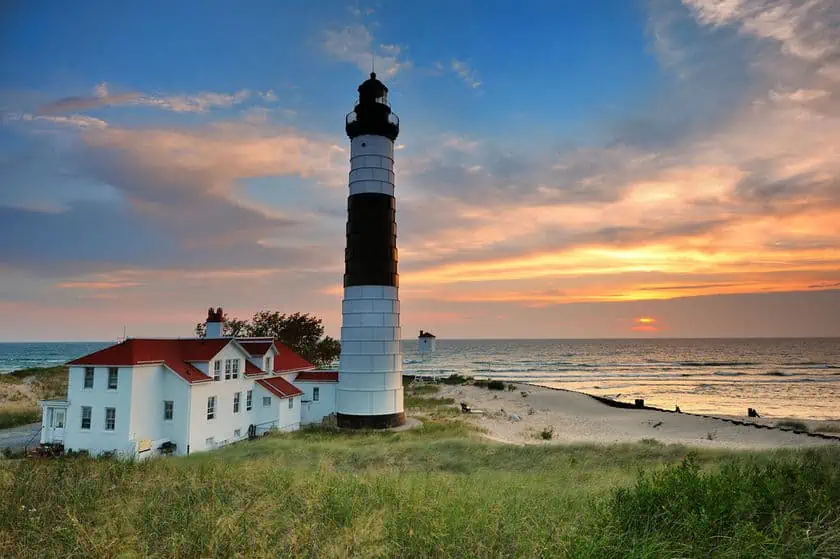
xmin=431 ymin=383 xmax=840 ymax=449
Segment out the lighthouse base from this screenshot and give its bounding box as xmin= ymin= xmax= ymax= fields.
xmin=337 ymin=412 xmax=406 ymax=429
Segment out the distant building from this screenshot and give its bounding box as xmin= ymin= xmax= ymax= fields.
xmin=39 ymin=308 xmax=337 ymax=459
xmin=418 ymin=330 xmax=437 ymax=354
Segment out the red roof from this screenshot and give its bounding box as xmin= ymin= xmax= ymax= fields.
xmin=69 ymin=338 xmax=232 ymax=384
xmin=244 ymin=360 xmax=265 ymax=376
xmin=256 ymin=376 xmax=303 ymax=399
xmin=238 ymin=340 xmax=273 ymax=355
xmin=295 ymin=371 xmax=338 ymax=382
xmin=273 ymin=343 xmax=314 ymax=372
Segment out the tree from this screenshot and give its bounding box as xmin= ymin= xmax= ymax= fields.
xmin=195 ymin=311 xmax=340 ymax=367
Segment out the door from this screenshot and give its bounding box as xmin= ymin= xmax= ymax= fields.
xmin=46 ymin=407 xmax=66 ymax=442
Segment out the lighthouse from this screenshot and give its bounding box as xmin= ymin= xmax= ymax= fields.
xmin=336 ymin=72 xmax=405 ymax=428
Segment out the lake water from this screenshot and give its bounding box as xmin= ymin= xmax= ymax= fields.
xmin=2 ymin=338 xmax=838 ymax=420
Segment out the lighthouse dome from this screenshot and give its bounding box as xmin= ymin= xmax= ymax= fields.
xmin=346 ymin=72 xmax=400 ymax=141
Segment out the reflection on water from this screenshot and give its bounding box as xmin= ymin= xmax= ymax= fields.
xmin=401 ymin=338 xmax=840 ymax=420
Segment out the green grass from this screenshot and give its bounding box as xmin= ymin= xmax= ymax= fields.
xmin=0 ymin=408 xmax=40 ymax=430
xmin=2 ymin=396 xmax=838 ymax=557
xmin=2 ymin=423 xmax=837 ymax=558
xmin=405 ymin=383 xmax=441 ymax=395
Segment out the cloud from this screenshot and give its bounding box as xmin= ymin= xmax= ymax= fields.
xmin=0 ymin=112 xmax=349 ymax=276
xmin=381 ymin=0 xmax=840 ymax=308
xmin=323 ymin=24 xmax=411 ymax=78
xmin=37 ymin=82 xmax=273 ymax=114
xmin=450 ymin=59 xmax=482 ymax=88
xmin=3 ymin=112 xmax=108 ymax=129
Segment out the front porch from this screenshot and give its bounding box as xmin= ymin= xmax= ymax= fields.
xmin=40 ymin=400 xmax=69 ymax=445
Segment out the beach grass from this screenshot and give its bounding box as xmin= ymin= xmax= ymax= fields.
xmin=2 ymin=405 xmax=839 ymax=558
xmin=0 ymin=366 xmax=68 ymax=429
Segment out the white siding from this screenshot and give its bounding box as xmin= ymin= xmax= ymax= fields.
xmin=185 ymin=343 xmax=301 ymax=454
xmin=63 ymin=365 xmax=135 ymax=457
xmin=129 ymin=364 xmax=191 ymax=458
xmin=298 ymin=382 xmax=337 ymax=425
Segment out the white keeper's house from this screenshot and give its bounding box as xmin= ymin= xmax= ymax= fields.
xmin=39 ymin=308 xmax=338 ymax=459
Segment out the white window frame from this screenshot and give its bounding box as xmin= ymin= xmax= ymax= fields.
xmin=288 ymin=397 xmax=294 ymax=409
xmin=246 ymin=390 xmax=253 ymax=411
xmin=107 ymin=367 xmax=119 ymax=390
xmin=267 ymin=355 xmax=273 ymax=372
xmin=234 ymin=428 xmax=241 ymax=438
xmin=233 ymin=392 xmax=241 ymax=413
xmin=213 ymin=360 xmax=221 ymax=381
xmin=104 ymin=407 xmax=116 ymax=431
xmin=313 ymin=387 xmax=320 ymax=402
xmin=81 ymin=406 xmax=92 ymax=430
xmin=224 ymin=359 xmax=232 ymax=380
xmin=262 ymin=396 xmax=271 ymax=407
xmin=207 ymin=396 xmax=216 ymax=420
xmin=83 ymin=367 xmax=94 ymax=389
xmin=232 ymin=359 xmax=239 ymax=379
xmin=163 ymin=400 xmax=174 ymax=421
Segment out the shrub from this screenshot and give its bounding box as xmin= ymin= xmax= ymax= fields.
xmin=507 ymin=384 xmax=516 ymax=391
xmin=473 ymin=379 xmax=488 ymax=388
xmin=486 ymin=381 xmax=506 ymax=391
xmin=540 ymin=428 xmax=554 ymax=440
xmin=776 ymin=420 xmax=809 ymax=432
xmin=441 ymin=374 xmax=472 ymax=385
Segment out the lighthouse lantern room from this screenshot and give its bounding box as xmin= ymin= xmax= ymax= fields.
xmin=337 ymin=73 xmax=405 ymax=428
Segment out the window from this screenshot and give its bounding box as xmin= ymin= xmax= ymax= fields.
xmin=104 ymin=407 xmax=116 ymax=431
xmin=83 ymin=367 xmax=94 ymax=389
xmin=205 ymin=437 xmax=215 ymax=448
xmin=267 ymin=356 xmax=273 ymax=372
xmin=233 ymin=392 xmax=241 ymax=413
xmin=232 ymin=359 xmax=239 ymax=379
xmin=246 ymin=390 xmax=253 ymax=411
xmin=213 ymin=360 xmax=221 ymax=381
xmin=234 ymin=429 xmax=241 ymax=438
xmin=224 ymin=359 xmax=232 ymax=380
xmin=81 ymin=406 xmax=92 ymax=429
xmin=107 ymin=367 xmax=119 ymax=390
xmin=207 ymin=396 xmax=216 ymax=420
xmin=163 ymin=400 xmax=174 ymax=421
xmin=288 ymin=397 xmax=294 ymax=409
xmin=262 ymin=396 xmax=271 ymax=407
xmin=313 ymin=387 xmax=320 ymax=402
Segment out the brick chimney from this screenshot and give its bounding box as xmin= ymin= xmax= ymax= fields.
xmin=205 ymin=307 xmax=225 ymax=338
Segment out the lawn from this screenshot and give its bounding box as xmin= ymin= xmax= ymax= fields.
xmin=2 ymin=388 xmax=839 ymax=557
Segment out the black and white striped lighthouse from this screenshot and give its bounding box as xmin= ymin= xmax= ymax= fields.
xmin=336 ymin=72 xmax=405 ymax=428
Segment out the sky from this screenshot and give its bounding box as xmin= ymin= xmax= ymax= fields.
xmin=1 ymin=0 xmax=839 ymax=341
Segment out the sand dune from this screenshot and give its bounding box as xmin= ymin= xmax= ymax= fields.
xmin=435 ymin=383 xmax=840 ymax=449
